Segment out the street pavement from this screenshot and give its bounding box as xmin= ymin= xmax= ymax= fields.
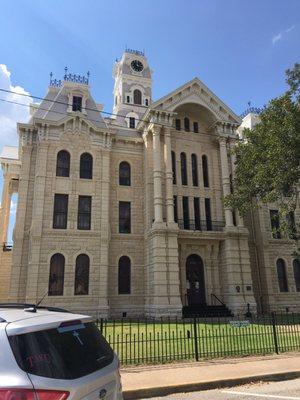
xmin=141 ymin=378 xmax=300 ymax=399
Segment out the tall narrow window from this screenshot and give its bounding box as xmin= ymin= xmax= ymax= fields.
xmin=193 ymin=122 xmax=199 ymax=133
xmin=75 ymin=254 xmax=89 ymax=295
xmin=74 ymin=254 xmax=90 ymax=295
xmin=184 ymin=117 xmax=190 ymax=132
xmin=53 ymin=194 xmax=68 ymax=229
xmin=202 ymin=155 xmax=209 ymax=187
xmin=182 ymin=196 xmax=190 ymax=230
xmin=119 ymin=161 xmax=131 ymax=186
xmin=293 ymin=259 xmax=300 ymax=292
xmin=118 ymin=256 xmax=131 ymax=294
xmin=171 ymin=151 xmax=177 ymax=184
xmin=126 ymin=96 xmax=130 ymax=103
xmin=56 ymin=150 xmax=70 ymax=177
xmin=77 ymin=196 xmax=92 ymax=230
xmin=270 ymin=210 xmax=281 ymax=239
xmin=191 ymin=154 xmax=198 ymax=186
xmin=194 ymin=197 xmax=201 ymax=231
xmin=205 ymin=198 xmax=212 ymax=231
xmin=287 ymin=211 xmax=296 ymax=238
xmin=180 ymin=152 xmax=188 ymax=185
xmin=119 ymin=201 xmax=131 ymax=233
xmin=276 ymin=258 xmax=288 ymax=292
xmin=173 ymin=195 xmax=178 ymax=223
xmin=80 ymin=153 xmax=93 ymax=179
xmin=129 ymin=117 xmax=135 ymax=129
xmin=72 ymin=96 xmax=82 ymax=112
xmin=133 ymin=89 xmax=142 ymax=105
xmin=175 ymin=119 xmax=181 ymax=131
xmin=145 ymin=99 xmax=149 ymax=106
xmin=48 ymin=253 xmax=65 ymax=296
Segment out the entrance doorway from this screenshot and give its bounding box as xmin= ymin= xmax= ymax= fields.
xmin=186 ymin=254 xmax=206 ymax=305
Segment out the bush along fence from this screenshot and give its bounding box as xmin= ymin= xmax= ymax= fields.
xmin=97 ymin=313 xmax=300 ymax=366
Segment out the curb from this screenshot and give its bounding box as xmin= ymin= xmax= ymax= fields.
xmin=123 ymin=370 xmax=300 ymax=399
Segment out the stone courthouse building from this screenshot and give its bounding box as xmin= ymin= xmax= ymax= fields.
xmin=0 ymin=50 xmax=299 ymax=317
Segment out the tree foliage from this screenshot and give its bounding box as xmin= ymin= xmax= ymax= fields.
xmin=225 ymin=63 xmax=300 ymax=252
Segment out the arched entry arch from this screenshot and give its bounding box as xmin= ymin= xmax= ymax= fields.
xmin=186 ymin=254 xmax=206 ymax=305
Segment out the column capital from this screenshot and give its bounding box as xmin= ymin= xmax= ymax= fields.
xmin=151 ymin=124 xmax=162 ymax=135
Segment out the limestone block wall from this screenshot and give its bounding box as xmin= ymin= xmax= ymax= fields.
xmin=0 ymin=250 xmax=12 ymax=301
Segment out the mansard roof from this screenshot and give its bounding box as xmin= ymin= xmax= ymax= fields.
xmin=150 ymin=77 xmax=241 ymax=124
xmin=29 ymin=83 xmax=107 ymax=131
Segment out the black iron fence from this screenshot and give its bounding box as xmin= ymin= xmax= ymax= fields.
xmin=97 ymin=313 xmax=300 ymax=365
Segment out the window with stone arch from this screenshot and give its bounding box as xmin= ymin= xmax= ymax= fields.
xmin=48 ymin=253 xmax=65 ymax=296
xmin=276 ymin=258 xmax=288 ymax=292
xmin=80 ymin=152 xmax=93 ymax=179
xmin=56 ymin=150 xmax=70 ymax=177
xmin=133 ymin=89 xmax=142 ymax=105
xmin=119 ymin=161 xmax=131 ymax=186
xmin=293 ymin=259 xmax=300 ymax=292
xmin=180 ymin=152 xmax=188 ymax=185
xmin=74 ymin=254 xmax=90 ymax=295
xmin=118 ymin=256 xmax=131 ymax=294
xmin=202 ymin=154 xmax=209 ymax=187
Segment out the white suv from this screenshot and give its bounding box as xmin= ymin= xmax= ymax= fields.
xmin=0 ymin=304 xmax=123 ymax=400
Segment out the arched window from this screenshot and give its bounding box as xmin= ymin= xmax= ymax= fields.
xmin=276 ymin=258 xmax=288 ymax=292
xmin=191 ymin=154 xmax=198 ymax=186
xmin=118 ymin=256 xmax=131 ymax=294
xmin=119 ymin=161 xmax=131 ymax=186
xmin=133 ymin=89 xmax=142 ymax=105
xmin=80 ymin=153 xmax=93 ymax=179
xmin=184 ymin=117 xmax=190 ymax=132
xmin=56 ymin=150 xmax=70 ymax=177
xmin=75 ymin=254 xmax=89 ymax=295
xmin=202 ymin=155 xmax=209 ymax=187
xmin=171 ymin=151 xmax=176 ymax=184
xmin=180 ymin=152 xmax=188 ymax=185
xmin=293 ymin=259 xmax=300 ymax=292
xmin=48 ymin=253 xmax=65 ymax=296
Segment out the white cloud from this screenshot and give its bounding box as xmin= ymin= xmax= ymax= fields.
xmin=286 ymin=25 xmax=295 ymax=33
xmin=272 ymin=24 xmax=296 ymax=45
xmin=272 ymin=33 xmax=282 ymax=44
xmin=0 ymin=64 xmax=32 ymax=151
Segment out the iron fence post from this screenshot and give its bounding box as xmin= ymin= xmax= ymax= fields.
xmin=271 ymin=312 xmax=279 ymax=354
xmin=193 ymin=317 xmax=199 ymax=361
xmin=100 ymin=318 xmax=104 ymax=334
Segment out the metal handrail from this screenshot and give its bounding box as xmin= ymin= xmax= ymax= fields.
xmin=211 ymin=293 xmax=225 ymax=306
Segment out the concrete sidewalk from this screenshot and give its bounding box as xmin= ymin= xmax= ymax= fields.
xmin=121 ymin=353 xmax=300 ymax=399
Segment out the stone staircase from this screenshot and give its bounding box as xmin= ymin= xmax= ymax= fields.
xmin=182 ymin=303 xmax=233 ymax=318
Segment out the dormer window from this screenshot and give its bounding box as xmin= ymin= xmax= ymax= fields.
xmin=129 ymin=117 xmax=135 ymax=129
xmin=72 ymin=96 xmax=82 ymax=112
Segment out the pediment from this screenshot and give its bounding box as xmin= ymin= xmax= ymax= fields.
xmin=151 ymin=78 xmax=241 ymax=124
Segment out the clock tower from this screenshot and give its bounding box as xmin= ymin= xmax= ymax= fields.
xmin=112 ymin=49 xmax=152 ymax=128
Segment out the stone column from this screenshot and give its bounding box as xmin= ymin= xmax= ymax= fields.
xmin=152 ymin=126 xmax=163 ymax=224
xmin=0 ymin=169 xmax=12 ymax=245
xmin=229 ymin=140 xmax=244 ymax=227
xmin=164 ymin=128 xmax=174 ymax=225
xmin=219 ymin=137 xmax=234 ymax=227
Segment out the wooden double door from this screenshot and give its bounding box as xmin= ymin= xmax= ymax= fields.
xmin=186 ymin=254 xmax=206 ymax=305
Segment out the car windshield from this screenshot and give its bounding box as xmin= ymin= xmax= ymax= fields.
xmin=9 ymin=321 xmax=114 ymax=379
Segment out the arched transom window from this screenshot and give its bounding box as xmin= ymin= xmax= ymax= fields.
xmin=119 ymin=161 xmax=131 ymax=186
xmin=56 ymin=150 xmax=70 ymax=177
xmin=48 ymin=253 xmax=65 ymax=296
xmin=75 ymin=254 xmax=90 ymax=295
xmin=118 ymin=256 xmax=131 ymax=294
xmin=80 ymin=153 xmax=93 ymax=179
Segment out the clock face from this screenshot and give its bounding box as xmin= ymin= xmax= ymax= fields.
xmin=131 ymin=60 xmax=144 ymax=72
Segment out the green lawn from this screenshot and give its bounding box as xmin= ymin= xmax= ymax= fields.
xmin=99 ymin=319 xmax=300 ymax=365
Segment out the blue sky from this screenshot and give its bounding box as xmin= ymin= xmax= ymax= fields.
xmin=0 ymin=0 xmax=299 ymax=242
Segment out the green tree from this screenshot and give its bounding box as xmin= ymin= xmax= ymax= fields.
xmin=225 ymin=63 xmax=300 ymax=255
